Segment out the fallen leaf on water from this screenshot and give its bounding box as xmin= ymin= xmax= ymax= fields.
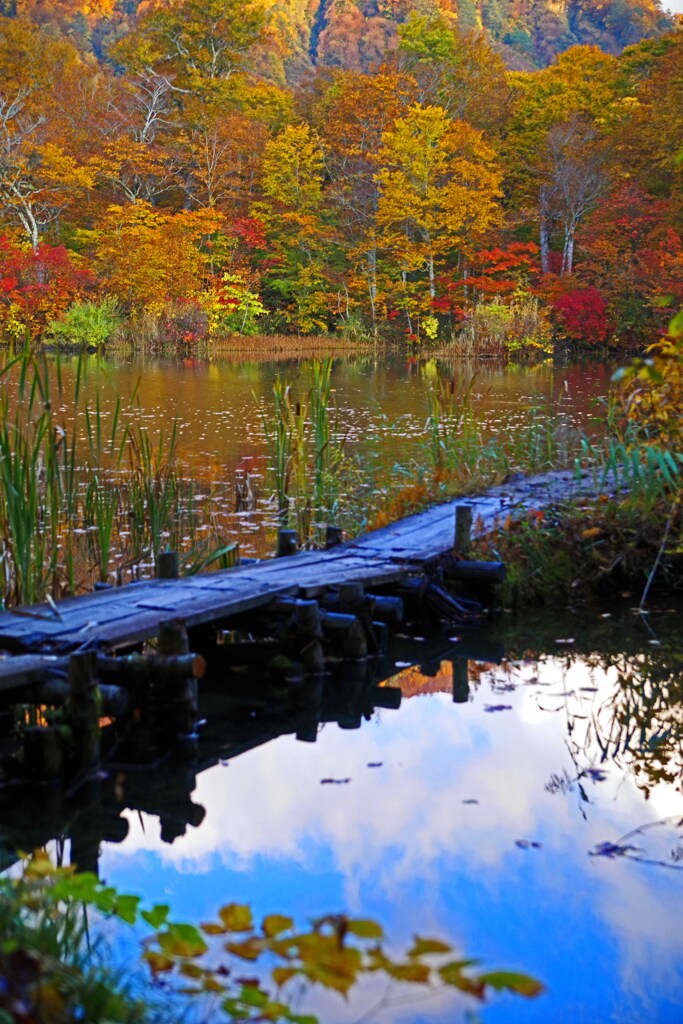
xmin=590 ymin=842 xmax=641 ymax=858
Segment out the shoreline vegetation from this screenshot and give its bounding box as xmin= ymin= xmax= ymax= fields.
xmin=0 ymin=851 xmax=543 ymax=1023
xmin=0 ymin=318 xmax=680 ymax=613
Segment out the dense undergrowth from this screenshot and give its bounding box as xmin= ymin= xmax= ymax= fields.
xmin=474 ymin=314 xmax=683 ymax=607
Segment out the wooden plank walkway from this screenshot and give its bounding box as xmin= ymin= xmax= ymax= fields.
xmin=0 ymin=467 xmax=604 ymax=658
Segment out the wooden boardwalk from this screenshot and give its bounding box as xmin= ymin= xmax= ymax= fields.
xmin=0 ymin=467 xmax=600 ymax=660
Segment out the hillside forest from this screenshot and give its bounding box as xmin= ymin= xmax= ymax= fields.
xmin=0 ymin=0 xmax=681 ymax=349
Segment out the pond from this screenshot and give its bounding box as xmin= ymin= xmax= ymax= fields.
xmin=2 ymin=351 xmax=680 ymax=1021
xmin=4 ymin=607 xmax=680 ymax=1022
xmin=51 ymin=352 xmax=613 ymax=558
xmin=91 ymin=610 xmax=683 ymax=1021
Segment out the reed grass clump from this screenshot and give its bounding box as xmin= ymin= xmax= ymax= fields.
xmin=0 ymin=344 xmax=233 ymax=607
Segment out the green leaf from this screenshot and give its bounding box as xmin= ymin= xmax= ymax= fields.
xmin=346 ymin=919 xmax=384 ymax=940
xmin=158 ymin=923 xmax=208 ymax=957
xmin=408 ymin=936 xmax=451 ymax=957
xmin=668 ymin=310 xmax=683 ymax=338
xmin=262 ymin=913 xmax=294 ymax=938
xmin=142 ymin=903 xmax=170 ymax=929
xmin=114 ymin=894 xmax=140 ymax=925
xmin=238 ymin=985 xmax=268 ymax=1008
xmin=478 ymin=970 xmax=545 ymax=997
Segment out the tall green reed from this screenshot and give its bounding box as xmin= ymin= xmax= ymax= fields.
xmin=0 ymin=345 xmax=231 ymax=607
xmin=260 ymin=359 xmax=342 ymax=544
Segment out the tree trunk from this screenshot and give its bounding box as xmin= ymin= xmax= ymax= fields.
xmin=540 ymin=215 xmax=551 ymax=274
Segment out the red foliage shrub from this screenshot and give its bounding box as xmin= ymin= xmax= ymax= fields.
xmin=553 ymin=286 xmax=611 ymax=346
xmin=0 ymin=237 xmax=93 ymax=335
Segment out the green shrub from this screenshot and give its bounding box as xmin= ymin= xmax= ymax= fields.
xmin=49 ymin=297 xmax=122 ymax=347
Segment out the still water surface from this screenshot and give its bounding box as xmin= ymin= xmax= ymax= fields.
xmin=76 ymin=354 xmax=613 ymax=557
xmin=8 ymin=353 xmax=681 ymax=1020
xmin=96 ymin=611 xmax=682 ymax=1024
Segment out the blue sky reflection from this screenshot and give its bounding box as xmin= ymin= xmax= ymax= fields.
xmin=101 ymin=656 xmax=683 ymax=1023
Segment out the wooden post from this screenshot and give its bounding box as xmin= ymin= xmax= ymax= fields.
xmin=452 ymin=659 xmax=470 ymax=704
xmin=369 ymin=685 xmax=401 ymax=711
xmin=325 ymin=525 xmax=343 ymax=549
xmin=157 ymin=550 xmax=179 ymax=580
xmin=68 ymin=651 xmax=100 ymax=771
xmin=23 ymin=726 xmax=63 ymax=780
xmin=158 ymin=619 xmax=198 ymax=751
xmin=277 ymin=529 xmax=297 ymax=557
xmin=338 ymin=582 xmax=364 ymax=606
xmin=320 ymin=611 xmax=367 ymax=659
xmin=455 ymin=504 xmax=473 ymax=555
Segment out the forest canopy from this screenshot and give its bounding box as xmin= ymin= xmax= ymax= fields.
xmin=0 ymin=0 xmax=680 ymax=346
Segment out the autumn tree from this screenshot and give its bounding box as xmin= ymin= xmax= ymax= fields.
xmin=376 ymin=103 xmax=501 ymax=325
xmin=396 ymin=11 xmax=511 ymax=133
xmin=505 ymin=45 xmax=621 ymax=273
xmin=316 ymin=68 xmax=415 ymax=324
xmin=0 ymin=17 xmax=93 ymax=249
xmin=259 ymin=123 xmax=331 ymax=333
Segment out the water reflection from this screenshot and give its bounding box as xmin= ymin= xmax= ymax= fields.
xmin=3 ymin=615 xmax=678 ymax=1022
xmin=25 ymin=354 xmax=612 ymax=558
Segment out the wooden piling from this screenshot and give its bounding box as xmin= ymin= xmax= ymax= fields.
xmin=156 ymin=550 xmax=179 ymax=580
xmin=23 ymin=726 xmax=63 ymax=780
xmin=277 ymin=530 xmax=298 ymax=557
xmin=68 ymin=651 xmax=100 ymax=771
xmin=452 ymin=659 xmax=470 ymax=704
xmin=320 ymin=611 xmax=367 ymax=659
xmin=455 ymin=504 xmax=473 ymax=555
xmin=325 ymin=525 xmax=343 ymax=549
xmin=158 ymin=619 xmax=198 ymax=748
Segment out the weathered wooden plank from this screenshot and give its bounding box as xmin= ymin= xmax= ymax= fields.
xmin=0 ymin=466 xmax=621 ymax=660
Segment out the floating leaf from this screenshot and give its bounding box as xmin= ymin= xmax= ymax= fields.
xmin=158 ymin=923 xmax=208 ymax=958
xmin=143 ymin=951 xmax=175 ymax=975
xmin=387 ymin=961 xmax=431 ymax=983
xmin=346 ymin=919 xmax=383 ymax=940
xmin=438 ymin=960 xmax=485 ymax=997
xmin=225 ymin=937 xmax=265 ymax=961
xmin=272 ymin=966 xmax=299 ymax=988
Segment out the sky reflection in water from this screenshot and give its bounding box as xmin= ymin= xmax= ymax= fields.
xmin=100 ymin=643 xmax=683 ymax=1024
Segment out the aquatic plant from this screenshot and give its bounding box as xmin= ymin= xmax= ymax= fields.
xmin=0 ymin=345 xmax=233 ymax=606
xmin=0 ymin=852 xmax=543 ymax=1024
xmin=260 ymin=360 xmax=346 ymax=544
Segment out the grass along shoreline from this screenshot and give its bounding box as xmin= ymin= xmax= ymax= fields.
xmin=0 ymin=343 xmax=680 ymax=611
